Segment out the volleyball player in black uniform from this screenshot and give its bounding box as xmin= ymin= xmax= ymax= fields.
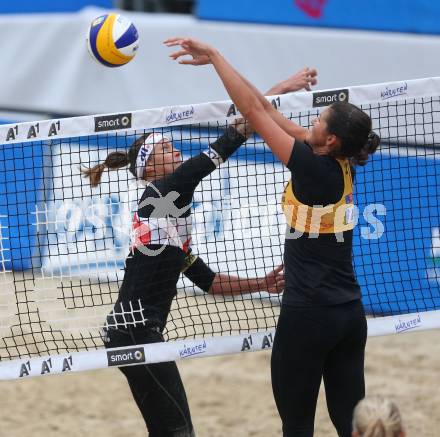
xmin=82 ymin=123 xmax=285 ymax=436
xmin=167 ymin=37 xmax=380 ymax=437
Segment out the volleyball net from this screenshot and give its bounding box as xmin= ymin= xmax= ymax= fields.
xmin=0 ymin=77 xmax=439 ymax=379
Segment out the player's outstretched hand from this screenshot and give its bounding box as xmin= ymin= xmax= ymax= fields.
xmin=261 ymin=265 xmax=285 ymax=294
xmin=283 ymin=67 xmax=318 ymax=92
xmin=164 ymin=37 xmax=216 ymax=66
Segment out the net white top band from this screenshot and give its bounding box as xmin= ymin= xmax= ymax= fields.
xmin=1 ymin=76 xmax=439 ymax=146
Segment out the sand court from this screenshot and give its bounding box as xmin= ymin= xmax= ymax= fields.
xmin=1 ymin=329 xmax=439 ymax=437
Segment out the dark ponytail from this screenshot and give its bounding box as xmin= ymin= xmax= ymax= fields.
xmin=81 ymin=151 xmax=129 ymax=187
xmin=327 ymin=102 xmax=380 ymax=166
xmin=81 ymin=133 xmax=151 ymax=187
xmin=351 ymin=131 xmax=380 ymax=166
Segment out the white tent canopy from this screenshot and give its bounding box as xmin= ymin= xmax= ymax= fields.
xmin=2 ymin=6 xmax=440 ymax=115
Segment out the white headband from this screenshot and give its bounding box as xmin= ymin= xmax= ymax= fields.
xmin=135 ymin=133 xmax=170 ymax=179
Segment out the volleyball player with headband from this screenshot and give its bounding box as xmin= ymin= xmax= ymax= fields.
xmin=81 ymin=68 xmax=316 ymax=437
xmin=165 ymin=37 xmax=380 ymax=437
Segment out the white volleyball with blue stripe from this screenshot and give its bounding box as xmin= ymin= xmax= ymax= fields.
xmin=87 ymin=13 xmax=139 ymax=67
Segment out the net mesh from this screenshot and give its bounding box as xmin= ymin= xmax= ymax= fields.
xmin=0 ymin=92 xmax=439 ymax=362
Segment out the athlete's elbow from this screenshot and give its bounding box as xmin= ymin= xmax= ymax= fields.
xmin=239 ymin=96 xmax=263 ymax=120
xmin=261 ymin=96 xmax=275 ymax=112
xmin=243 ymin=103 xmax=265 ymax=126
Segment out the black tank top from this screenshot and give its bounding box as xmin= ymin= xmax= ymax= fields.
xmin=282 ymin=140 xmax=361 ymax=307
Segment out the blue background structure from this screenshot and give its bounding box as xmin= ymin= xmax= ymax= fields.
xmin=197 ymin=0 xmax=440 ymax=35
xmin=354 ymin=152 xmax=440 ymax=315
xmin=0 ymin=141 xmax=45 ymax=270
xmin=0 ymin=0 xmax=112 ymax=13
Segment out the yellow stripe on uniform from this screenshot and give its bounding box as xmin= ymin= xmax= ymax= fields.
xmin=282 ymin=158 xmax=355 ymax=234
xmin=96 ymin=13 xmax=134 ymax=65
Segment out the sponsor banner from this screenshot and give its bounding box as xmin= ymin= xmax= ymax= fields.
xmin=1 ymin=348 xmax=109 ymax=380
xmin=0 ymin=77 xmax=440 ymax=145
xmin=367 ymin=311 xmax=438 ymax=337
xmin=380 ymin=82 xmax=408 ymax=101
xmin=196 ymin=0 xmax=440 ymax=35
xmin=94 ymin=113 xmax=132 ymax=132
xmin=0 ymin=330 xmax=277 ymax=380
xmin=179 ymin=340 xmax=208 ymax=359
xmin=165 ymin=106 xmax=195 ymax=125
xmin=107 ymin=347 xmax=145 ymax=366
xmin=2 ymin=310 xmax=440 ymax=379
xmin=312 ymin=88 xmax=349 ymax=107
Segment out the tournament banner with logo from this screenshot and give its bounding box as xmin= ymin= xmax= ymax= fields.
xmin=196 ymin=0 xmax=440 ymax=35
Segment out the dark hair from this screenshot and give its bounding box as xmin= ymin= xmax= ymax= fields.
xmin=81 ymin=133 xmax=150 ymax=187
xmin=326 ymin=102 xmax=380 ymax=166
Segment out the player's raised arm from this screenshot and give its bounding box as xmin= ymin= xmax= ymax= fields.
xmin=165 ymin=37 xmax=313 ymax=145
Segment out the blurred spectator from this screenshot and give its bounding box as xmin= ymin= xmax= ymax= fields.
xmin=352 ymin=396 xmax=406 ymax=437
